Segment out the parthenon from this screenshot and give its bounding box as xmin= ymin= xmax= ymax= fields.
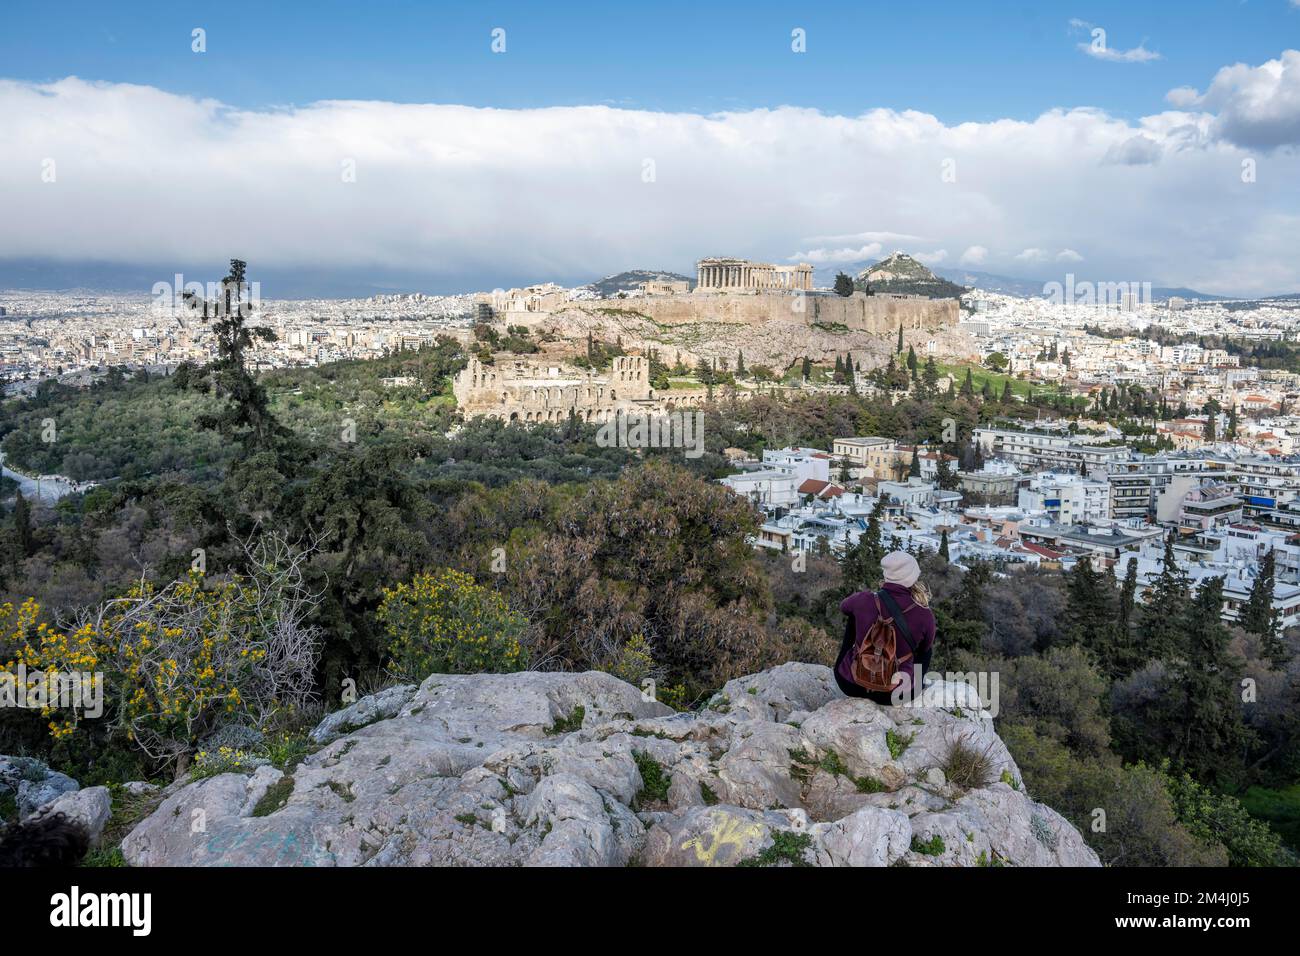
xmin=696 ymin=257 xmax=814 ymax=292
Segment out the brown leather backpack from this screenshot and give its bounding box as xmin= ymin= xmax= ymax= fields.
xmin=849 ymin=591 xmax=915 ymax=693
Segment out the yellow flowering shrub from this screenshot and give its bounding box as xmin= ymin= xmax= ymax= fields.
xmin=377 ymin=568 xmax=527 ymax=680
xmin=0 ymin=598 xmax=100 ymax=739
xmin=604 ymin=633 xmax=657 ymax=686
xmin=0 ymin=538 xmax=320 ymax=763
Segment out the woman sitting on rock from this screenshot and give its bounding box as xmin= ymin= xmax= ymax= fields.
xmin=834 ymin=551 xmax=936 ymax=706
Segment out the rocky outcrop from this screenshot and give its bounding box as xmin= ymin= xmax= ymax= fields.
xmin=518 ymin=300 xmax=976 ymax=374
xmin=121 ymin=664 xmax=1099 ymax=867
xmin=27 ymin=786 xmax=113 ymax=847
xmin=0 ymin=755 xmax=80 ymax=820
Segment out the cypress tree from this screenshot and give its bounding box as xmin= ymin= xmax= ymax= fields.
xmin=938 ymin=528 xmax=950 ymax=561
xmin=1118 ymin=556 xmax=1138 ymax=629
xmin=12 ymin=489 xmax=33 ymax=559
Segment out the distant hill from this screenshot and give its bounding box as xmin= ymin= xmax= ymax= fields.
xmin=579 ymin=270 xmax=693 ymax=298
xmin=933 ymin=267 xmax=1238 ymax=303
xmin=857 ymin=253 xmax=968 ymax=299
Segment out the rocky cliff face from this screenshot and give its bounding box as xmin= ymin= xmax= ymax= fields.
xmin=121 ymin=664 xmax=1099 ymax=867
xmin=519 ymin=300 xmax=976 ymax=374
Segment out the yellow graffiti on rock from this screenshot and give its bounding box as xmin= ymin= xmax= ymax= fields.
xmin=680 ymin=813 xmax=766 ymax=866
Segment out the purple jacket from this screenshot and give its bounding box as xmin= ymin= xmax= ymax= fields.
xmin=837 ymin=583 xmax=936 ymax=692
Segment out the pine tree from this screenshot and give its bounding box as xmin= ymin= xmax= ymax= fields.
xmin=935 ymin=457 xmax=959 ymax=490
xmin=841 ymin=495 xmax=887 ymax=591
xmin=943 ymin=560 xmax=990 ymax=653
xmin=1140 ymin=534 xmax=1193 ymax=659
xmin=1241 ymin=549 xmax=1286 ymax=664
xmin=1095 ymin=555 xmax=1144 ymax=678
xmin=1064 ymin=556 xmax=1118 ymax=648
xmin=922 ymin=356 xmax=939 ymax=394
xmin=1165 ymin=576 xmax=1252 ymax=786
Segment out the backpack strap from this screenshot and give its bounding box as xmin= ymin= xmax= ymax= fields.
xmin=877 ymin=589 xmax=917 ymax=661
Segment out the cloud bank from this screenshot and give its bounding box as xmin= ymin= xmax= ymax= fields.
xmin=1 ymin=64 xmax=1298 ymax=296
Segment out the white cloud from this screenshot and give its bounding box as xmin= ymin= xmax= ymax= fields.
xmin=1015 ymin=248 xmax=1049 ymax=263
xmin=1056 ymin=249 xmax=1084 ymax=262
xmin=1069 ymin=20 xmax=1161 ymax=64
xmin=798 ymin=230 xmax=925 ymax=245
xmin=913 ymin=249 xmax=949 ymax=265
xmin=790 ymin=243 xmax=882 ymax=264
xmin=1102 ymin=133 xmax=1163 ymax=165
xmin=0 ymin=71 xmax=1298 ymax=295
xmin=1166 ymin=50 xmax=1300 ymax=148
xmin=1079 ymin=41 xmax=1162 ymax=63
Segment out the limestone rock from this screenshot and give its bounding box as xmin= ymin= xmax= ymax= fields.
xmin=309 ymin=683 xmax=418 ymax=745
xmin=121 ymin=665 xmax=1100 ymax=868
xmin=28 ymin=786 xmax=112 ymax=847
xmin=0 ymin=755 xmax=81 ymax=819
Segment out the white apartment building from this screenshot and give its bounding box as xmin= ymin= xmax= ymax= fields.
xmin=761 ymin=447 xmax=831 ymax=485
xmin=974 ymin=427 xmax=1131 ymax=473
xmin=1018 ymin=471 xmax=1111 ymax=524
xmin=720 ymin=469 xmax=801 ymax=509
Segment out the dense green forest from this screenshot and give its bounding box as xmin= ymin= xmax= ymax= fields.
xmin=1 ymin=328 xmax=1298 ymax=866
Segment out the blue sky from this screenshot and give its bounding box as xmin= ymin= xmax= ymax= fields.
xmin=2 ymin=2 xmax=1299 ymax=296
xmin=2 ymin=0 xmax=1293 ymax=121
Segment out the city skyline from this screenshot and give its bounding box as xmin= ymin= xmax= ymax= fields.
xmin=0 ymin=3 xmax=1298 ymax=296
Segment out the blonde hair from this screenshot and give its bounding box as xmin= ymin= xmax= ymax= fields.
xmin=909 ymin=580 xmax=931 ymax=608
